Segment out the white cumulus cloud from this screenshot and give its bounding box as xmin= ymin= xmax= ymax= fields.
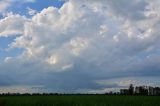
xmin=0 ymin=0 xmax=160 ymax=93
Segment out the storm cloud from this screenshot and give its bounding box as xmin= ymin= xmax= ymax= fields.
xmin=0 ymin=0 xmax=160 ymax=93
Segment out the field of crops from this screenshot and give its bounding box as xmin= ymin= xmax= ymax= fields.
xmin=0 ymin=95 xmax=160 ymax=106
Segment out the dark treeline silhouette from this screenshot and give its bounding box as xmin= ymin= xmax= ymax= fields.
xmin=0 ymin=84 xmax=160 ymax=96
xmin=120 ymin=84 xmax=160 ymax=95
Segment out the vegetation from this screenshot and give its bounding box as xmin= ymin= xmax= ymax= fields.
xmin=0 ymin=95 xmax=160 ymax=106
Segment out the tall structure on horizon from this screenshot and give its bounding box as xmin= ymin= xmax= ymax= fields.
xmin=129 ymin=84 xmax=134 ymax=95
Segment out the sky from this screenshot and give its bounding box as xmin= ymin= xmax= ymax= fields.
xmin=0 ymin=0 xmax=160 ymax=93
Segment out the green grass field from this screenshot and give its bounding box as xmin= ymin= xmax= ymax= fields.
xmin=0 ymin=95 xmax=160 ymax=106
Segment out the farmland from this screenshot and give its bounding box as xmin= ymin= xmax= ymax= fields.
xmin=0 ymin=95 xmax=160 ymax=106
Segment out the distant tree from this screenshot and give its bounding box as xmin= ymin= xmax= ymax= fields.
xmin=129 ymin=84 xmax=134 ymax=95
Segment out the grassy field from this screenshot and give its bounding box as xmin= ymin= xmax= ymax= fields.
xmin=0 ymin=95 xmax=160 ymax=106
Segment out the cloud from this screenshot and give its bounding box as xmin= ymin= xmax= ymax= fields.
xmin=0 ymin=13 xmax=28 ymax=37
xmin=0 ymin=0 xmax=11 ymax=13
xmin=0 ymin=0 xmax=37 ymax=14
xmin=0 ymin=0 xmax=160 ymax=93
xmin=106 ymin=0 xmax=149 ymax=20
xmin=23 ymin=0 xmax=36 ymax=2
xmin=27 ymin=7 xmax=37 ymax=16
xmin=0 ymin=85 xmax=44 ymax=94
